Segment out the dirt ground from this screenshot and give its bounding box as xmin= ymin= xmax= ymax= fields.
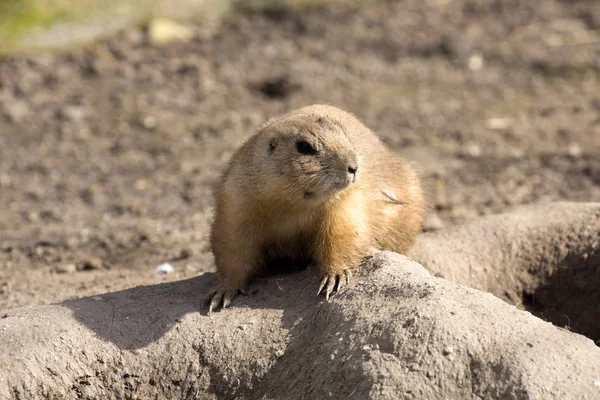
xmin=0 ymin=0 xmax=599 ymax=311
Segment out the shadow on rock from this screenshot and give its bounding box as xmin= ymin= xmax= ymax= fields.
xmin=63 ymin=274 xmax=213 ymax=349
xmin=523 ymin=243 xmax=600 ymax=344
xmin=62 ymin=260 xmax=324 ymax=350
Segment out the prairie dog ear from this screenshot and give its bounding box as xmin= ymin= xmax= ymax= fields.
xmin=268 ymin=137 xmax=279 ymax=154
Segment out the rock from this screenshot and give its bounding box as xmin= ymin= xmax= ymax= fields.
xmin=55 ymin=264 xmax=77 ymax=274
xmin=148 ymin=18 xmax=193 ymax=45
xmin=0 ymin=202 xmax=599 ymax=399
xmin=0 ymin=174 xmax=11 ymax=187
xmin=57 ymin=105 xmax=85 ymax=122
xmin=142 ymin=115 xmax=157 ymax=130
xmin=485 ymin=117 xmax=512 ymax=130
xmin=3 ymin=100 xmax=29 ymax=122
xmin=414 ymin=202 xmax=600 ymax=342
xmin=465 ymin=142 xmax=481 ymax=157
xmin=154 ymin=263 xmax=174 ymax=275
xmin=468 ymin=53 xmax=484 ymax=71
xmin=568 ymin=143 xmax=582 ymax=157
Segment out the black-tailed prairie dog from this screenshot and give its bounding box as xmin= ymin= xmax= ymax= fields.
xmin=206 ymin=105 xmax=425 ymax=312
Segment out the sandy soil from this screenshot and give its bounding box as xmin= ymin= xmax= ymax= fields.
xmin=0 ymin=0 xmax=599 ymax=311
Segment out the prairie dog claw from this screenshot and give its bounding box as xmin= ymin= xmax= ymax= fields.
xmin=317 ymin=270 xmax=352 ymax=301
xmin=205 ymin=286 xmax=237 ymax=314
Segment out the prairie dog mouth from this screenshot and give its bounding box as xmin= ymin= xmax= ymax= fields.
xmin=322 ymin=176 xmax=352 ymax=194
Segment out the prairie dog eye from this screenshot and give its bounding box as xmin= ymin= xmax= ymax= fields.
xmin=296 ymin=141 xmax=317 ymax=155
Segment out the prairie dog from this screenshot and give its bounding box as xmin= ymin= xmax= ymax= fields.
xmin=206 ymin=105 xmax=425 ymax=312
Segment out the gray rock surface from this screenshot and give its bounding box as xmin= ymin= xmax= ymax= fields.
xmin=1 ymin=202 xmax=599 ymax=399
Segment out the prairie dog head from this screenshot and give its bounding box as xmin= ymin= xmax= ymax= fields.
xmin=255 ymin=114 xmax=360 ymax=205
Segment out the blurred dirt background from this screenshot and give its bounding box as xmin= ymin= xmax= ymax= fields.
xmin=0 ymin=0 xmax=599 ymax=310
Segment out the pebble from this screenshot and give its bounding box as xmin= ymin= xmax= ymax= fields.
xmin=486 ymin=118 xmax=512 ymax=130
xmin=154 ymin=263 xmax=175 ymax=275
xmin=4 ymin=101 xmax=29 ymax=122
xmin=56 ymin=264 xmax=77 ymax=274
xmin=443 ymin=346 xmax=454 ymax=355
xmin=61 ymin=106 xmax=85 ymax=122
xmin=142 ymin=116 xmax=157 ymax=130
xmin=0 ymin=174 xmax=11 ymax=187
xmin=148 ymin=18 xmax=193 ymax=45
xmin=466 ymin=143 xmax=481 ymax=157
xmin=468 ymin=54 xmax=484 ymax=71
xmin=568 ymin=143 xmax=582 ymax=157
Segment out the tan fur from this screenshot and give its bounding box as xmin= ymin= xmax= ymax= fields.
xmin=208 ymin=105 xmax=425 ymax=308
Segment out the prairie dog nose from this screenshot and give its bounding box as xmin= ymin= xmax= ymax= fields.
xmin=347 ymin=165 xmax=358 ymax=183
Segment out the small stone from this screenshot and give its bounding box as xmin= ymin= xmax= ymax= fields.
xmin=466 ymin=143 xmax=481 ymax=157
xmin=142 ymin=116 xmax=157 ymax=130
xmin=28 ymin=212 xmax=40 ymax=222
xmin=443 ymin=346 xmax=454 ymax=355
xmin=486 ymin=118 xmax=512 ymax=130
xmin=62 ymin=106 xmax=85 ymax=122
xmin=275 ymin=349 xmax=285 ymax=358
xmin=154 ymin=263 xmax=175 ymax=275
xmin=56 ymin=264 xmax=77 ymax=274
xmin=0 ymin=174 xmax=11 ymax=187
xmin=4 ymin=101 xmax=29 ymax=122
xmin=135 ymin=179 xmax=149 ymax=190
xmin=148 ymin=18 xmax=193 ymax=45
xmin=468 ymin=54 xmax=484 ymax=71
xmin=568 ymin=143 xmax=582 ymax=157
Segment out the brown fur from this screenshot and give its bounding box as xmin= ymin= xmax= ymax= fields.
xmin=207 ymin=105 xmax=425 ymax=310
